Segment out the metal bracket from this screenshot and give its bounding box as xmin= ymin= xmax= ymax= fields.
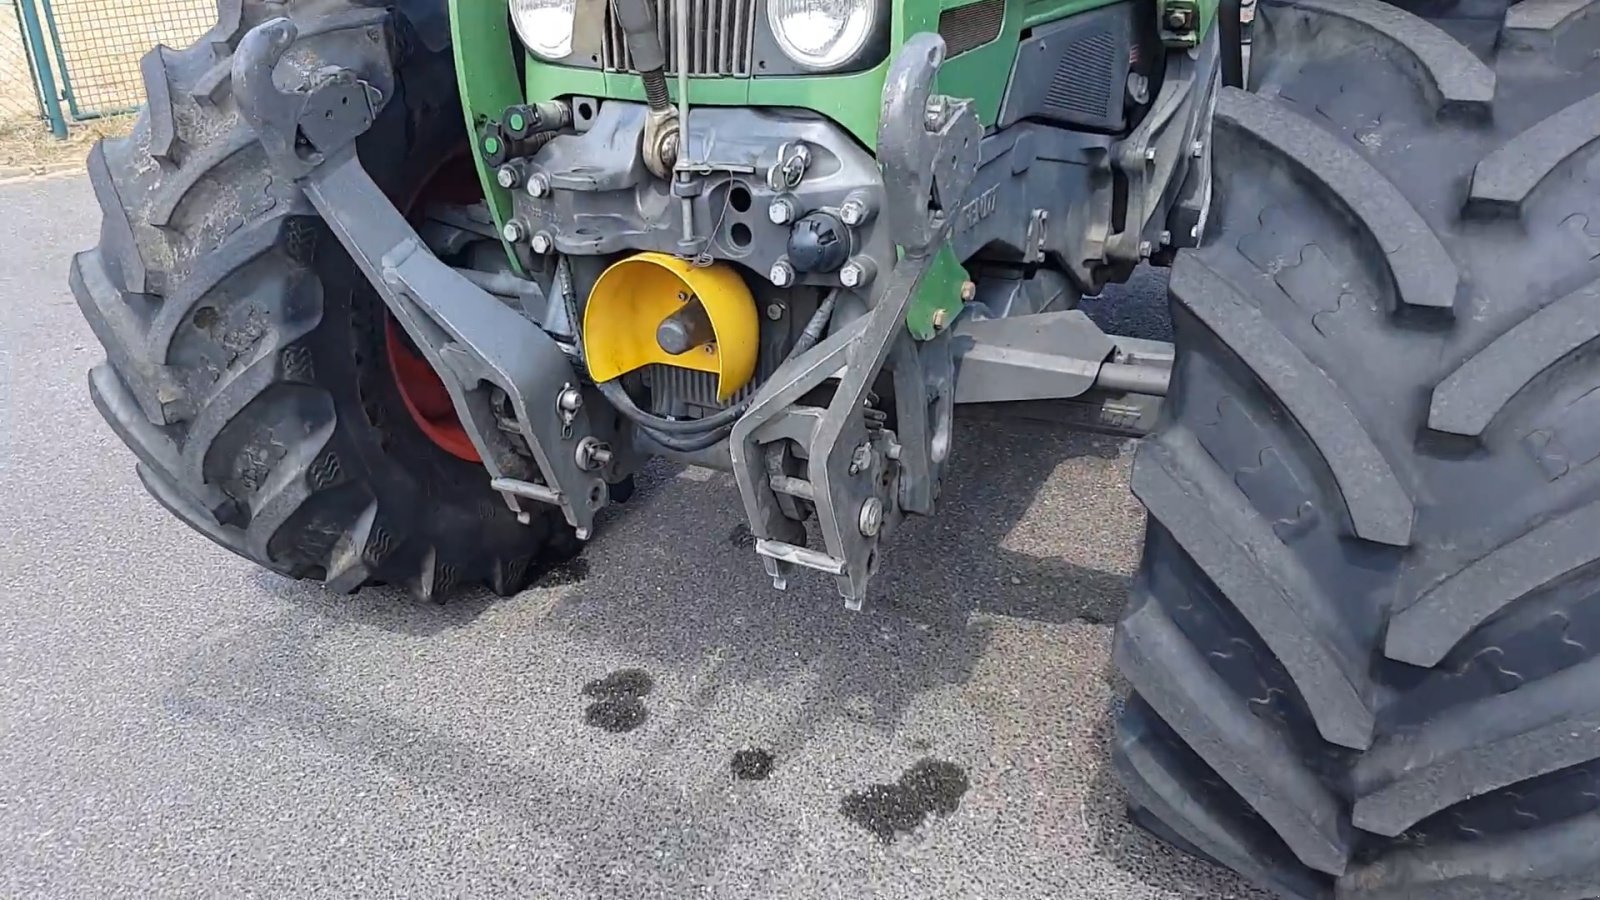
xmin=232 ymin=18 xmax=608 ymax=535
xmin=1106 ymin=30 xmax=1220 ymax=265
xmin=730 ymin=34 xmax=981 ymax=610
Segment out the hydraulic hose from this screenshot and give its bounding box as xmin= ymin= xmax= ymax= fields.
xmin=609 ymin=0 xmax=671 ymax=111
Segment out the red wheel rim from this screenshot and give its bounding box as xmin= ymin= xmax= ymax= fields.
xmin=385 ymin=151 xmax=484 ymax=463
xmin=385 ymin=317 xmax=482 ymax=462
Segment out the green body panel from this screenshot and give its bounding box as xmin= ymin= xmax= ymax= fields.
xmin=450 ymin=0 xmax=1220 ymax=335
xmin=907 ymin=244 xmax=969 ymax=340
xmin=450 ymin=0 xmax=527 ymax=271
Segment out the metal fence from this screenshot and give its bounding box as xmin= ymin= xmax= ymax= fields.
xmin=1 ymin=0 xmax=215 ymax=138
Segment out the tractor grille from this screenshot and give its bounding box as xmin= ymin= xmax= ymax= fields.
xmin=602 ymin=0 xmax=758 ymax=76
xmin=938 ymin=0 xmax=1005 ymax=57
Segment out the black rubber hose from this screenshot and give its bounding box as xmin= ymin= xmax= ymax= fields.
xmin=1220 ymin=0 xmax=1244 ymax=89
xmin=596 ymin=290 xmax=839 ymax=440
xmin=599 ymin=379 xmax=749 ymax=435
xmin=639 ymin=422 xmax=736 ymax=453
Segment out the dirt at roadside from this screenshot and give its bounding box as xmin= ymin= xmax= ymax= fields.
xmin=0 ymin=113 xmax=131 ymax=179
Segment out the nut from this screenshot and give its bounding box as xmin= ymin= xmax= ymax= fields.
xmin=769 ymin=259 xmax=796 ymax=288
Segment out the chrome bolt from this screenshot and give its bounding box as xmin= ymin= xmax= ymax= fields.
xmin=526 ymin=172 xmax=550 ymax=198
xmin=768 ymin=196 xmax=797 ymax=225
xmin=769 ymin=258 xmax=796 ymax=288
xmin=496 ymin=164 xmax=522 ymax=189
xmin=839 ymin=195 xmax=873 ymax=227
xmin=839 ymin=257 xmax=876 ymax=289
xmin=766 ymin=302 xmax=785 ymax=321
xmin=501 ymin=219 xmax=528 ymax=244
xmin=529 ymin=231 xmax=553 ymax=254
xmin=959 ymin=280 xmax=977 ymax=302
xmin=858 ymin=498 xmax=884 ymax=537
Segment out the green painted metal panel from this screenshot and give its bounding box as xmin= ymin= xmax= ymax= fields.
xmin=451 ymin=0 xmax=526 ymax=269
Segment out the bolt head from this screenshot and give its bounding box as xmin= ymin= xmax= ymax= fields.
xmin=1191 ymin=139 xmax=1205 ymax=158
xmin=839 ymin=198 xmax=868 ymax=226
xmin=526 ymin=173 xmax=550 ymax=198
xmin=931 ymin=308 xmax=948 ymax=330
xmin=858 ymin=497 xmax=884 ymax=537
xmin=501 ymin=220 xmax=527 ymax=243
xmin=959 ymin=280 xmax=977 ymax=302
xmin=530 ymin=232 xmax=553 ymax=254
xmin=1144 ymin=147 xmax=1158 ymax=163
xmin=496 ymin=165 xmax=519 ymax=189
xmin=768 ymin=197 xmax=795 ymax=225
xmin=769 ymin=259 xmax=795 ymax=288
xmin=766 ymin=302 xmax=785 ymax=321
xmin=840 ymin=261 xmax=865 ymax=288
xmin=1138 ymin=240 xmax=1154 ymax=258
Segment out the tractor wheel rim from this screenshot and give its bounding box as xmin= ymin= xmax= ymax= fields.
xmin=385 ymin=150 xmax=484 ymax=463
xmin=385 ymin=317 xmax=481 ymax=463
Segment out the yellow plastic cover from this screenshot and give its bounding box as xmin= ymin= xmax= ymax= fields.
xmin=583 ymin=252 xmax=759 ymax=401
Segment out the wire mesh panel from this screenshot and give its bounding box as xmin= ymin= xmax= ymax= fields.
xmin=1 ymin=0 xmax=45 ymax=126
xmin=45 ymin=0 xmax=214 ymax=118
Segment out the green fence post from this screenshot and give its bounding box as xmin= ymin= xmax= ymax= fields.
xmin=35 ymin=0 xmax=79 ymax=120
xmin=14 ymin=0 xmax=65 ymax=139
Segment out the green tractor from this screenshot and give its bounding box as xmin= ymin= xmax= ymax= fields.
xmin=71 ymin=0 xmax=1600 ymax=894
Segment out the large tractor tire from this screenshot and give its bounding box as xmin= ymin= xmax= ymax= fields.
xmin=73 ymin=0 xmax=577 ymax=600
xmin=1115 ymin=0 xmax=1600 ymax=897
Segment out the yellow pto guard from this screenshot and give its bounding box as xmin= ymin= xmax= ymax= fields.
xmin=582 ymin=252 xmax=759 ymax=401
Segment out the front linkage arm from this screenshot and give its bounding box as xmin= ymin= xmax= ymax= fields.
xmin=730 ymin=35 xmax=982 ymax=609
xmin=231 ymin=19 xmax=613 ymax=538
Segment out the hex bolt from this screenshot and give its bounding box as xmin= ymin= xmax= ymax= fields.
xmin=858 ymin=497 xmax=884 ymax=537
xmin=1139 ymin=240 xmax=1154 ymax=258
xmin=959 ymin=280 xmax=977 ymax=302
xmin=839 ymin=257 xmax=876 ymax=289
xmin=838 ymin=193 xmax=874 ymax=227
xmin=766 ymin=302 xmax=785 ymax=321
xmin=530 ymin=231 xmax=554 ymax=254
xmin=1144 ymin=147 xmax=1158 ymax=163
xmin=502 ymin=219 xmax=528 ymax=244
xmin=1190 ymin=139 xmax=1205 ymax=158
xmin=526 ymin=172 xmax=550 ymax=198
xmin=496 ymin=163 xmax=523 ymax=189
xmin=769 ymin=258 xmax=796 ymax=288
xmin=768 ymin=196 xmax=797 ymax=225
xmin=932 ymin=308 xmax=949 ymax=330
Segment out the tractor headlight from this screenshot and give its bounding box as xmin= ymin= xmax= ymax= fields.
xmin=511 ymin=0 xmax=577 ymax=60
xmin=766 ymin=0 xmax=879 ymax=71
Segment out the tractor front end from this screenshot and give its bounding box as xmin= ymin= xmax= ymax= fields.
xmin=433 ymin=0 xmax=1220 ymax=605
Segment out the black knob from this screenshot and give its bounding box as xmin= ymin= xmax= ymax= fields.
xmin=786 ymin=211 xmax=850 ymax=274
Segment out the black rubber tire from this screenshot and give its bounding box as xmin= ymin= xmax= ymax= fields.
xmin=72 ymin=0 xmax=578 ymax=601
xmin=1115 ymin=1 xmax=1600 ymax=897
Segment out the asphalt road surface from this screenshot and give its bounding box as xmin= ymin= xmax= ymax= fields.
xmin=1 ymin=174 xmax=1263 ymax=899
